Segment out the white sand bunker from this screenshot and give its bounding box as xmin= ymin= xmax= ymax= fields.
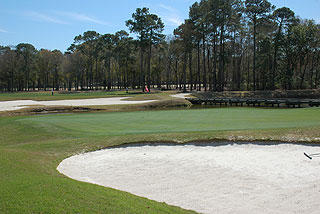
xmin=0 ymin=97 xmax=156 ymax=111
xmin=170 ymin=93 xmax=191 ymax=99
xmin=58 ymin=143 xmax=320 ymax=214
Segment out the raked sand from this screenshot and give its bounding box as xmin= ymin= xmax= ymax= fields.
xmin=57 ymin=143 xmax=320 ymax=214
xmin=0 ymin=97 xmax=156 ymax=111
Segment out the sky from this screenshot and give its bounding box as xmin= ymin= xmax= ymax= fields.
xmin=0 ymin=0 xmax=319 ymax=52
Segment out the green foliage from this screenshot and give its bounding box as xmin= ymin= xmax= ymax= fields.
xmin=0 ymin=2 xmax=320 ymax=92
xmin=126 ymin=7 xmax=165 ymax=91
xmin=126 ymin=8 xmax=165 ymax=46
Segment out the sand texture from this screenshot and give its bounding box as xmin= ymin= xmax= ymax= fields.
xmin=170 ymin=93 xmax=191 ymax=99
xmin=0 ymin=97 xmax=156 ymax=111
xmin=57 ymin=143 xmax=320 ymax=214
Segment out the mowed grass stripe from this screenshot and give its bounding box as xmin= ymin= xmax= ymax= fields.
xmin=18 ymin=107 xmax=320 ymax=136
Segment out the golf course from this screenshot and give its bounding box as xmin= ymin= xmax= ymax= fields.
xmin=2 ymin=0 xmax=320 ymax=211
xmin=0 ymin=91 xmax=320 ymax=213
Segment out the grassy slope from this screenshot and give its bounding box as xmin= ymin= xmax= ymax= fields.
xmin=1 ymin=107 xmax=320 ymax=213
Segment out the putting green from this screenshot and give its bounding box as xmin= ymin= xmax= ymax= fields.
xmin=18 ymin=107 xmax=320 ymax=137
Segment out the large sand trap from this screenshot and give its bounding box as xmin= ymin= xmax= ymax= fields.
xmin=57 ymin=143 xmax=320 ymax=214
xmin=0 ymin=97 xmax=156 ymax=111
xmin=0 ymin=93 xmax=190 ymax=111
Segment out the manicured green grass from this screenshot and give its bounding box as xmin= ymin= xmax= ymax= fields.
xmin=0 ymin=90 xmax=140 ymax=101
xmin=18 ymin=107 xmax=320 ymax=137
xmin=1 ymin=107 xmax=320 ymax=213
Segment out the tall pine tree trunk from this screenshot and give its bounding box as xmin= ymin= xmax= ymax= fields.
xmin=218 ymin=25 xmax=225 ymax=91
xmin=147 ymin=44 xmax=152 ymax=92
xmin=183 ymin=51 xmax=187 ymax=92
xmin=202 ymin=33 xmax=207 ymax=91
xmin=197 ymin=41 xmax=201 ymax=91
xmin=107 ymin=56 xmax=111 ymax=90
xmin=140 ymin=46 xmax=144 ymax=92
xmin=213 ymin=32 xmax=217 ymax=91
xmin=189 ymin=51 xmax=193 ymax=91
xmin=253 ymin=17 xmax=257 ymax=91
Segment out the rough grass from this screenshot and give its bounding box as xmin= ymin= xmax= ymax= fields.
xmin=1 ymin=107 xmax=320 ymax=213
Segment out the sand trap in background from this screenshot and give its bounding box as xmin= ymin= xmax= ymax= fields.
xmin=170 ymin=93 xmax=191 ymax=99
xmin=0 ymin=97 xmax=156 ymax=111
xmin=58 ymin=143 xmax=320 ymax=214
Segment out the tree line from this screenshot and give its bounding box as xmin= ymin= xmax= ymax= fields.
xmin=1 ymin=0 xmax=320 ymax=92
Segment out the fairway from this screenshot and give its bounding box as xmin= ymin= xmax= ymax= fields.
xmin=1 ymin=107 xmax=320 ymax=213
